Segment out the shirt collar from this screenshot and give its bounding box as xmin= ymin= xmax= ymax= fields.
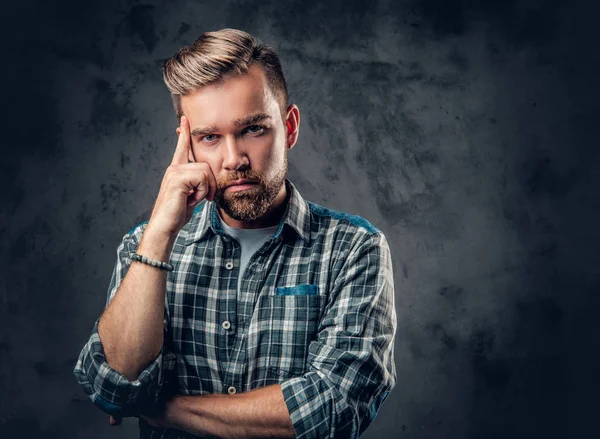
xmin=184 ymin=179 xmax=311 ymax=246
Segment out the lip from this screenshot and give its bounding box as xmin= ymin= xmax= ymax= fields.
xmin=227 ymin=184 xmax=256 ymax=193
xmin=226 ymin=179 xmax=256 ymax=188
xmin=225 ymin=179 xmax=258 ymax=192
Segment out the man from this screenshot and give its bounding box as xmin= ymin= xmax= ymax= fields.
xmin=73 ymin=28 xmax=397 ymax=439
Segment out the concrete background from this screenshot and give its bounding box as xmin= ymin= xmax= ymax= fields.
xmin=1 ymin=0 xmax=598 ymax=437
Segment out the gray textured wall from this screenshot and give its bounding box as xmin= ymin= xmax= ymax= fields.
xmin=1 ymin=0 xmax=598 ymax=438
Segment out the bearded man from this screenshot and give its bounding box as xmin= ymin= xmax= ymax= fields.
xmin=74 ymin=28 xmax=397 ymax=439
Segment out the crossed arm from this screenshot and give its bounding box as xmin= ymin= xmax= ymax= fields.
xmin=74 ymin=228 xmax=296 ymax=437
xmin=137 ymin=385 xmax=295 ymax=438
xmin=74 ymin=228 xmax=397 ymax=439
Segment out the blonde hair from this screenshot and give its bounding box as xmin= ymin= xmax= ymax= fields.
xmin=163 ymin=28 xmax=289 ymax=120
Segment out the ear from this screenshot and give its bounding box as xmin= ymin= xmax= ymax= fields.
xmin=284 ymin=104 xmax=300 ymax=150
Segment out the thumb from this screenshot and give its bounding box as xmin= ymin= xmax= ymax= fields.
xmin=186 ymin=184 xmax=207 ymax=208
xmin=109 ymin=415 xmax=122 ymax=426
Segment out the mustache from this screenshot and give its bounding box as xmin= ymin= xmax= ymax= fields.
xmin=216 ymin=170 xmax=265 ymax=190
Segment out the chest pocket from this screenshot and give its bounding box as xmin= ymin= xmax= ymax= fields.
xmin=275 ymin=284 xmax=319 ymax=296
xmin=255 ymin=292 xmax=322 ymax=379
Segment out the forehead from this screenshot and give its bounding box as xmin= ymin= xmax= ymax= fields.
xmin=181 ymin=64 xmax=281 ymax=126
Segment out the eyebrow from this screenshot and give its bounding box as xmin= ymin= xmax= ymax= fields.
xmin=190 ymin=113 xmax=273 ymax=137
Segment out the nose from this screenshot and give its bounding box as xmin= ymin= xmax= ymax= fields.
xmin=222 ymin=135 xmax=249 ymax=171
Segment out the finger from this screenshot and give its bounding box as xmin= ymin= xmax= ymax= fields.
xmin=109 ymin=415 xmax=122 ymax=426
xmin=205 ymin=166 xmax=217 ymax=201
xmin=187 ymin=169 xmax=211 ymax=207
xmin=176 ymin=127 xmax=196 ymax=163
xmin=187 ymin=186 xmax=205 ymax=208
xmin=188 ymin=144 xmax=197 ymax=163
xmin=171 ymin=116 xmax=191 ymax=166
xmin=180 ymin=166 xmax=214 ymax=200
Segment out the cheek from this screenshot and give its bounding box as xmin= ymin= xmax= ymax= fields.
xmin=191 ymin=145 xmax=219 ymax=171
xmin=261 ymin=131 xmax=286 ymax=164
xmin=259 ymin=144 xmax=284 ymax=173
xmin=243 ymin=137 xmax=272 ymax=164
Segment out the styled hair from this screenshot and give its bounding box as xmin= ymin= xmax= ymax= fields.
xmin=163 ymin=28 xmax=288 ymax=120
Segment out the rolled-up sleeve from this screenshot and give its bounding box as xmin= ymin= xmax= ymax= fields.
xmin=280 ymin=232 xmax=397 ymax=438
xmin=72 ymin=228 xmax=176 ymax=417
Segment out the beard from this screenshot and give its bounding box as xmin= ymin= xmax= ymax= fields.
xmin=213 ymin=155 xmax=287 ymax=222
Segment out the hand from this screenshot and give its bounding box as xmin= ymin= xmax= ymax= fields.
xmin=139 ymin=397 xmax=180 ymax=430
xmin=108 ymin=396 xmax=176 ymax=429
xmin=146 ymin=115 xmax=217 ymax=238
xmin=108 ymin=413 xmax=168 ymax=429
xmin=140 ymin=413 xmax=170 ymax=429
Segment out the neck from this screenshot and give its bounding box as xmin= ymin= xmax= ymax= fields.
xmin=218 ymin=182 xmax=288 ymax=229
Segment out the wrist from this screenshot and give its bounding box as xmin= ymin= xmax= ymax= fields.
xmin=164 ymin=396 xmax=191 ymax=432
xmin=137 ymin=224 xmax=177 ymax=261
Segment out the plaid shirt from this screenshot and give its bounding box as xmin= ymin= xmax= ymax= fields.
xmin=73 ymin=179 xmax=397 ymax=438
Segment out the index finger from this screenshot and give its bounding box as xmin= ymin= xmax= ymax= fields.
xmin=171 ymin=115 xmax=191 ymax=165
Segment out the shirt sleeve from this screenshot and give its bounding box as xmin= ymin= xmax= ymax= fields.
xmin=280 ymin=231 xmax=397 ymax=439
xmin=72 ymin=228 xmax=177 ymax=418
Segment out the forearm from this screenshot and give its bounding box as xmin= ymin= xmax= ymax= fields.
xmin=98 ymin=227 xmax=175 ymax=381
xmin=164 ymin=385 xmax=295 ymax=438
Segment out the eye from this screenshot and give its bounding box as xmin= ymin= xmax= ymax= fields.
xmin=201 ymin=134 xmax=218 ymax=143
xmin=245 ymin=125 xmax=265 ymax=135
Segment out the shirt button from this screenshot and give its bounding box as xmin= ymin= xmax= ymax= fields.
xmin=222 ymin=320 xmax=231 ymax=330
xmin=227 ymin=386 xmax=237 ymax=395
xmin=225 ymin=261 xmax=234 ymax=270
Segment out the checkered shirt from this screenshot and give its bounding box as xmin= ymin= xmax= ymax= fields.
xmin=73 ymin=179 xmax=397 ymax=438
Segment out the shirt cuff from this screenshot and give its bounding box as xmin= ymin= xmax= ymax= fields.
xmin=73 ymin=321 xmax=176 ymax=417
xmin=280 ymin=372 xmax=356 ymax=439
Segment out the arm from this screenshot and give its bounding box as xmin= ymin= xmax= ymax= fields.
xmin=98 ymin=113 xmax=216 ymax=380
xmin=97 ymin=227 xmax=174 ymax=380
xmin=144 ymin=385 xmax=295 ymax=438
xmin=72 ymin=226 xmax=178 ymax=417
xmin=73 ymin=116 xmax=216 ymax=418
xmin=280 ymin=232 xmax=397 ymax=438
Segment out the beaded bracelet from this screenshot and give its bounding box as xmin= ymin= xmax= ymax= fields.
xmin=130 ymin=252 xmax=174 ymax=272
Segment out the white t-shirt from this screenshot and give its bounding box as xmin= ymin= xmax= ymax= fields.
xmin=217 ymin=212 xmax=279 ymax=294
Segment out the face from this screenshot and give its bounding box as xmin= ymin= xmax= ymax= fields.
xmin=180 ymin=64 xmax=299 ymax=224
